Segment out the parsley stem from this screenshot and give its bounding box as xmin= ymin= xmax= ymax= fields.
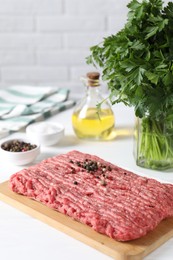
xmin=136 ymin=117 xmax=173 ymax=170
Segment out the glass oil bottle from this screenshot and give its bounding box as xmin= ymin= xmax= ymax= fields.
xmin=72 ymin=72 xmax=115 ymax=140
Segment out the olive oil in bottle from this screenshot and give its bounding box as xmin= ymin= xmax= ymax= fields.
xmin=72 ymin=72 xmax=115 ymax=140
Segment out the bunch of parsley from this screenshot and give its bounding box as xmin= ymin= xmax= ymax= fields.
xmin=87 ymin=0 xmax=173 ymax=170
xmin=87 ymin=0 xmax=173 ymax=121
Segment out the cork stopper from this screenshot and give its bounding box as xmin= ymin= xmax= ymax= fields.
xmin=86 ymin=72 xmax=100 ymax=86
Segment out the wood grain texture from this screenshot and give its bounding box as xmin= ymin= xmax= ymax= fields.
xmin=0 ymin=181 xmax=173 ymax=260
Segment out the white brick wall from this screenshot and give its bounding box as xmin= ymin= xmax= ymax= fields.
xmin=0 ymin=0 xmax=139 ymax=93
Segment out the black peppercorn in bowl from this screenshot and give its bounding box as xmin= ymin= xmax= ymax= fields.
xmin=0 ymin=137 xmax=40 ymax=165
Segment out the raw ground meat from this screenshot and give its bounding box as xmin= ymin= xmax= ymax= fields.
xmin=9 ymin=150 xmax=173 ymax=241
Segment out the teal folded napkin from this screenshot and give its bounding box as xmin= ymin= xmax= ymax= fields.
xmin=0 ymin=86 xmax=75 ymax=138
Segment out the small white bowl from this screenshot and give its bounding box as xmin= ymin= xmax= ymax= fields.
xmin=0 ymin=138 xmax=40 ymax=166
xmin=26 ymin=122 xmax=64 ymax=146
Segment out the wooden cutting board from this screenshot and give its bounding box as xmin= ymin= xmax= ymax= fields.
xmin=0 ymin=181 xmax=173 ymax=260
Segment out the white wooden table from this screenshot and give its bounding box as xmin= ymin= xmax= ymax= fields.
xmin=0 ymin=104 xmax=172 ymax=260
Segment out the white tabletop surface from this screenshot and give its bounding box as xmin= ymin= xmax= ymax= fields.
xmin=0 ymin=103 xmax=173 ymax=260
